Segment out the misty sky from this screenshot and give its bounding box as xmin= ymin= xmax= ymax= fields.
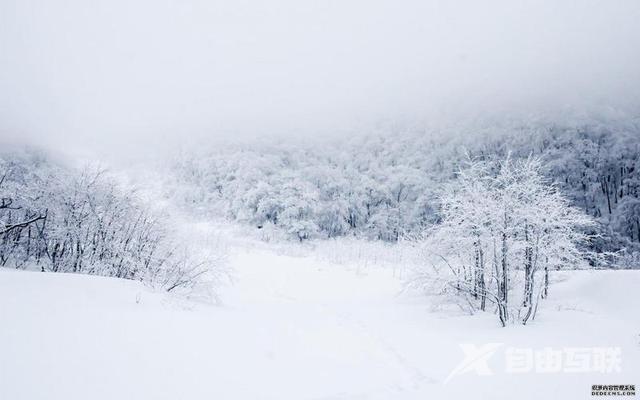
xmin=1 ymin=0 xmax=639 ymax=157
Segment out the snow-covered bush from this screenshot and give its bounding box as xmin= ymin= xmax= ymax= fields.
xmin=0 ymin=149 xmax=219 ymax=296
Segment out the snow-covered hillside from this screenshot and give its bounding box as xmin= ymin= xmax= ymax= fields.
xmin=1 ymin=249 xmax=638 ymax=400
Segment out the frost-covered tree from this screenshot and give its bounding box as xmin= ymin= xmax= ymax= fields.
xmin=423 ymin=156 xmax=595 ymax=326
xmin=0 ymin=172 xmax=46 ymax=237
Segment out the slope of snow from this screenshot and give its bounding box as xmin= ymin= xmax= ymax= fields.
xmin=1 ymin=249 xmax=638 ymax=400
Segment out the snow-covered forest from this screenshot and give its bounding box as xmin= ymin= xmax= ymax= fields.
xmin=169 ymin=118 xmax=640 ymax=261
xmin=2 ymin=0 xmax=640 ymax=398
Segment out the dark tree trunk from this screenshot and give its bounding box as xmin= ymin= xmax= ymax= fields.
xmin=604 ymin=177 xmax=612 ymax=214
xmin=542 ymin=264 xmax=549 ymax=299
xmin=500 ymin=231 xmax=509 ymax=324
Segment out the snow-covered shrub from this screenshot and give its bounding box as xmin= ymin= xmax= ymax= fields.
xmin=0 ymin=149 xmax=220 ymax=296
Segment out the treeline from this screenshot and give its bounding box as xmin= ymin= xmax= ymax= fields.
xmin=168 ymin=118 xmax=639 ymax=265
xmin=0 ymin=149 xmax=214 ymax=293
xmin=169 ymin=136 xmax=450 ymax=242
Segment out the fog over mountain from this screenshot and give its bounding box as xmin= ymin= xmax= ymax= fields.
xmin=2 ymin=0 xmax=640 ymax=159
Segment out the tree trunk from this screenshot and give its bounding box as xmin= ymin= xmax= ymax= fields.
xmin=604 ymin=177 xmax=612 ymax=214
xmin=479 ymin=244 xmax=486 ymax=311
xmin=473 ymin=237 xmax=487 ymax=311
xmin=523 ymin=225 xmax=532 ymax=307
xmin=542 ymin=264 xmax=549 ymax=299
xmin=473 ymin=240 xmax=479 ymax=299
xmin=501 ymin=231 xmax=509 ymax=324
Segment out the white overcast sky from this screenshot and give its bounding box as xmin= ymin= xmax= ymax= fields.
xmin=1 ymin=0 xmax=639 ymax=156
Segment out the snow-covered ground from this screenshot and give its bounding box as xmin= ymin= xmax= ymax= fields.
xmin=1 ymin=247 xmax=638 ymax=400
